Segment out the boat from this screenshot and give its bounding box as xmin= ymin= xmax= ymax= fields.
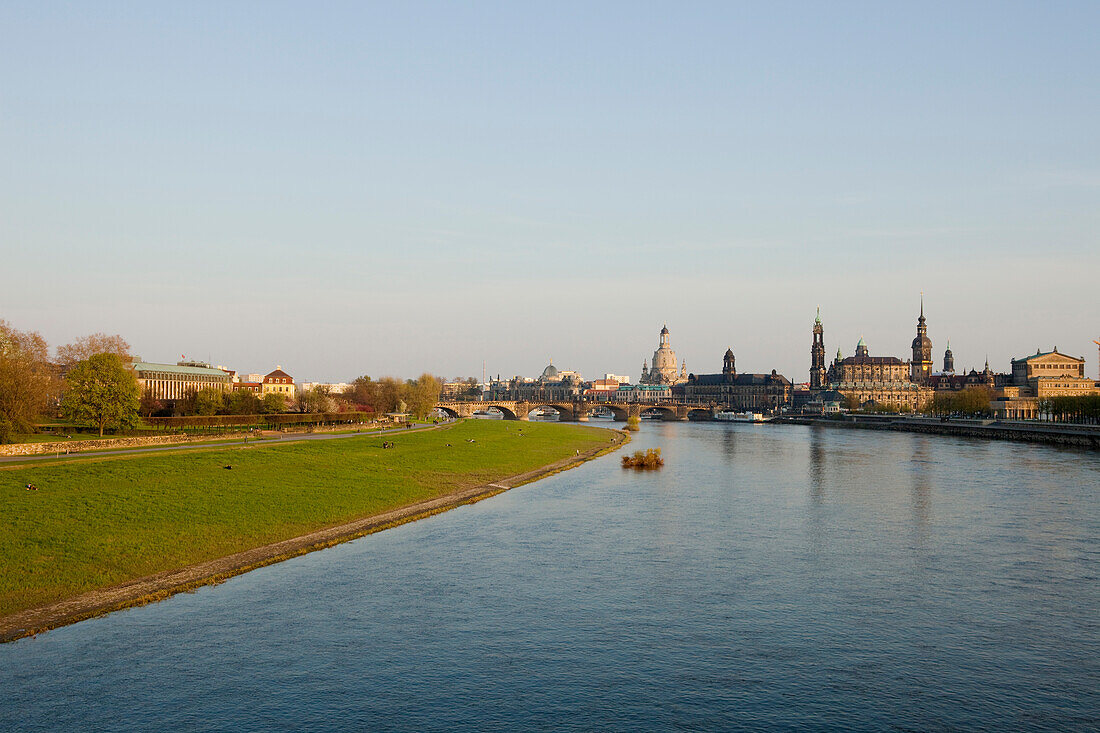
xmin=715 ymin=411 xmax=772 ymax=423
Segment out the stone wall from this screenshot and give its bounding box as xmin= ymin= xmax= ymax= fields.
xmin=0 ymin=433 xmax=250 ymax=457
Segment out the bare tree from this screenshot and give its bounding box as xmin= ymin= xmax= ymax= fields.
xmin=0 ymin=320 xmax=57 ymax=442
xmin=55 ymin=333 xmax=131 ymax=367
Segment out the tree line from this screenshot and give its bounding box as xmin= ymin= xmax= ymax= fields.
xmin=0 ymin=318 xmax=443 ymax=442
xmin=1037 ymin=395 xmax=1100 ymax=424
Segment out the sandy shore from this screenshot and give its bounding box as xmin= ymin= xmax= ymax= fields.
xmin=0 ymin=429 xmax=626 ymax=643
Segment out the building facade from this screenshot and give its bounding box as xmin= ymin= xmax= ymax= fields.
xmin=992 ymin=348 xmax=1099 ymax=418
xmin=132 ymin=360 xmax=232 ymax=401
xmin=262 ymin=368 xmax=295 ymax=399
xmin=674 ymin=348 xmax=793 ymax=411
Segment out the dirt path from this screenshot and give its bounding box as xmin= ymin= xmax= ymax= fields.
xmin=0 ymin=429 xmax=626 ymax=643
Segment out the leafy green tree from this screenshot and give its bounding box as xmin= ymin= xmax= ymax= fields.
xmin=0 ymin=320 xmax=56 ymax=443
xmin=61 ymin=353 xmax=140 ymax=436
xmin=227 ymin=389 xmax=262 ymax=415
xmin=190 ymin=387 xmax=227 ymax=416
xmin=261 ymin=392 xmax=287 ymax=414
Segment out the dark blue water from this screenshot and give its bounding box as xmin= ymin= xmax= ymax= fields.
xmin=3 ymin=423 xmax=1098 ymax=731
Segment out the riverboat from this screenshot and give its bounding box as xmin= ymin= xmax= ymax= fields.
xmin=715 ymin=411 xmax=772 ymax=423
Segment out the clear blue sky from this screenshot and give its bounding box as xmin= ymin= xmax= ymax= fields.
xmin=3 ymin=2 xmax=1098 ymax=382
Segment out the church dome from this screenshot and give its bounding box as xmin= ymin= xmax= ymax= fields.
xmin=541 ymin=361 xmax=559 ymax=380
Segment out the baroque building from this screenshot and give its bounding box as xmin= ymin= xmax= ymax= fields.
xmin=639 ymin=325 xmax=687 ymax=385
xmin=673 ymin=347 xmax=792 ymax=411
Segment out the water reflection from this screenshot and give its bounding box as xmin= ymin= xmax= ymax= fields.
xmin=809 ymin=425 xmax=826 ymax=505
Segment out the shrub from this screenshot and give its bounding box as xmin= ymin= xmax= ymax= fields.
xmin=622 ymin=448 xmax=663 ymax=469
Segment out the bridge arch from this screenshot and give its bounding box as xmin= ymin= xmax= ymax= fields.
xmin=582 ymin=404 xmax=630 ymax=421
xmin=687 ymin=407 xmax=715 ymax=421
xmin=525 ymin=403 xmax=573 ymax=421
xmin=480 ymin=404 xmax=520 ymax=420
xmin=434 ymin=405 xmax=461 ymax=419
xmin=640 ymin=405 xmax=679 ymax=421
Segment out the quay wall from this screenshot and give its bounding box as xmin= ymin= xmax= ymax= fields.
xmin=781 ymin=416 xmax=1100 ymax=449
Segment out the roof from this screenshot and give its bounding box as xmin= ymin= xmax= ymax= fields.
xmin=839 ymin=356 xmax=906 ymax=366
xmin=1012 ymin=350 xmax=1083 ymax=364
xmin=688 ymin=372 xmax=791 ymax=386
xmin=132 ymin=361 xmax=231 ymax=378
xmin=264 ymin=369 xmax=293 ymax=381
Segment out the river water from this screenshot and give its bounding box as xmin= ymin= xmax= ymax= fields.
xmin=2 ymin=423 xmax=1098 ymax=731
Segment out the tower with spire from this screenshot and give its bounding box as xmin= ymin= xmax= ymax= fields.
xmin=911 ymin=295 xmax=933 ymax=384
xmin=943 ymin=340 xmax=955 ymax=374
xmin=810 ymin=307 xmax=826 ymax=390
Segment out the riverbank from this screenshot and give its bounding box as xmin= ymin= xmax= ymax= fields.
xmin=1 ymin=420 xmax=626 ymax=642
xmin=779 ymin=415 xmax=1100 ymax=448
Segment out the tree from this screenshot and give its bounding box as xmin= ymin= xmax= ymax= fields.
xmin=404 ymin=373 xmax=443 ymax=418
xmin=341 ymin=375 xmax=382 ymax=413
xmin=190 ymin=387 xmax=227 ymax=416
xmin=297 ymin=386 xmax=336 ymax=414
xmin=55 ymin=333 xmax=131 ymax=367
xmin=0 ymin=320 xmax=57 ymax=443
xmin=61 ymin=353 xmax=140 ymax=436
xmin=227 ymin=389 xmax=262 ymax=415
xmin=261 ymin=392 xmax=287 ymax=414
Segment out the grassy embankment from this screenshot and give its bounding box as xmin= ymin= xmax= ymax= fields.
xmin=0 ymin=420 xmax=612 ymax=617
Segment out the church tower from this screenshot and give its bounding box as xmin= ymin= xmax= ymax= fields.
xmin=943 ymin=340 xmax=955 ymax=374
xmin=723 ymin=348 xmax=736 ymax=379
xmin=810 ymin=307 xmax=826 ymax=389
xmin=911 ymin=295 xmax=933 ymax=383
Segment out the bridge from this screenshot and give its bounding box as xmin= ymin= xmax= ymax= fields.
xmin=434 ymin=399 xmax=719 ymax=422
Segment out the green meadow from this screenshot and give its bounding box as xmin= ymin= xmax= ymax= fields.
xmin=0 ymin=420 xmax=613 ymax=616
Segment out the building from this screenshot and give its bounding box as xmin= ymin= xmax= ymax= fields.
xmin=298 ymin=382 xmax=352 ymax=395
xmin=132 ymin=360 xmax=231 ymax=401
xmin=584 ymin=378 xmax=625 ymax=402
xmin=674 ymin=347 xmax=793 ymax=411
xmin=810 ymin=308 xmax=826 ymax=389
xmin=614 ymin=384 xmax=672 ymax=402
xmin=826 ymin=338 xmax=932 ymax=410
xmin=640 ymin=325 xmax=687 ymax=385
xmin=992 ymin=348 xmax=1099 ymax=419
xmin=261 ymin=367 xmax=295 ymax=400
xmin=910 ymin=298 xmax=934 ymax=383
xmin=487 ymin=361 xmax=585 ymax=401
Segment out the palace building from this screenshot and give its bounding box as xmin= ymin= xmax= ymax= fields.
xmin=811 ymin=305 xmax=937 ymax=411
xmin=673 ymin=347 xmax=793 ymax=411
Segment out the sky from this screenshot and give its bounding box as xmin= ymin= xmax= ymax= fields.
xmin=2 ymin=2 xmax=1098 ymax=383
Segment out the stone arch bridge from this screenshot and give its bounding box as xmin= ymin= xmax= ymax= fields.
xmin=434 ymin=400 xmax=717 ymax=422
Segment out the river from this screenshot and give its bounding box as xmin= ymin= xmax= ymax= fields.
xmin=2 ymin=422 xmax=1098 ymax=731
